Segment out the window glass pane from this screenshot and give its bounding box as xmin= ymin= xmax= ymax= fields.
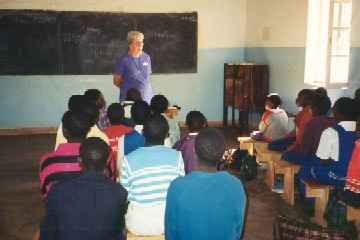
xmin=304 ymin=0 xmax=330 ymax=85
xmin=330 ymin=56 xmax=349 ymax=83
xmin=333 ymin=2 xmax=352 ymax=27
xmin=331 ymin=29 xmax=350 ymax=55
xmin=340 ymin=2 xmax=352 ymax=27
xmin=333 ymin=2 xmax=340 ymax=27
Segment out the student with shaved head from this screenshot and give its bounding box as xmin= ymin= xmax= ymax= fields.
xmin=120 ymin=115 xmax=184 ymax=235
xmin=40 ymin=137 xmax=128 ymax=240
xmin=165 ymin=128 xmax=246 ymax=240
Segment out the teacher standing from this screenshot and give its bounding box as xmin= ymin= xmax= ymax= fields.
xmin=113 ymin=31 xmax=153 ymax=103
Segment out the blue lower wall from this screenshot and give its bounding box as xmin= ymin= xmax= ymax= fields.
xmin=0 ymin=48 xmax=245 ymax=128
xmin=245 ymin=47 xmax=360 ymax=113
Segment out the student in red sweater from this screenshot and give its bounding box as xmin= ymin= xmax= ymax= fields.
xmin=103 ymin=103 xmax=133 ymax=180
xmin=282 ymin=92 xmax=334 ymax=164
xmin=268 ymin=89 xmax=315 ymax=151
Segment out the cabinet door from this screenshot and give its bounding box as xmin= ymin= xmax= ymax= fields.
xmin=224 ymin=79 xmax=234 ymax=106
xmin=252 ymin=66 xmax=269 ymax=110
xmin=224 ymin=64 xmax=235 ymax=106
xmin=234 ymin=65 xmax=251 ymax=110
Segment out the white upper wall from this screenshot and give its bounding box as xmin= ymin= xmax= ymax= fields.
xmin=245 ymin=0 xmax=307 ymax=47
xmin=0 ymin=0 xmax=247 ymax=49
xmin=245 ymin=0 xmax=360 ymax=48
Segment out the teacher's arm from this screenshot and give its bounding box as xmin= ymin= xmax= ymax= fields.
xmin=113 ymin=74 xmax=124 ymax=87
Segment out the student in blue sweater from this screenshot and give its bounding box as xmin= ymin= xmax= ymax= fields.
xmin=165 ymin=128 xmax=246 ymax=240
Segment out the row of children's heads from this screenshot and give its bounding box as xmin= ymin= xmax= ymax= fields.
xmin=265 ymin=88 xmax=359 ymax=121
xmin=65 ymin=90 xmax=207 ymax=136
xmin=62 ymin=106 xmax=170 ymax=145
xmin=295 ymin=88 xmax=359 ymax=121
xmin=109 ymin=101 xmax=207 ymax=132
xmin=265 ymin=87 xmax=328 ymax=110
xmin=64 ymin=109 xmax=222 ymax=170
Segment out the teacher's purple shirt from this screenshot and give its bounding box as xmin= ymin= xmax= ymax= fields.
xmin=114 ymin=52 xmax=153 ymax=103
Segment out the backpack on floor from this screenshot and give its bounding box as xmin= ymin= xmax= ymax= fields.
xmin=324 ymin=189 xmax=347 ymax=228
xmin=234 ymin=149 xmax=257 ymax=181
xmin=217 ymin=148 xmax=257 ymax=181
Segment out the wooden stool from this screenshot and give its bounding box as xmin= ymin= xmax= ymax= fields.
xmin=253 ymin=141 xmax=269 ymax=156
xmin=274 ymin=159 xmax=300 ymax=206
xmin=127 ymin=232 xmax=164 ymax=240
xmin=237 ymin=137 xmax=254 ymax=155
xmin=263 ymin=150 xmax=282 ymax=188
xmin=253 ymin=141 xmax=271 ymax=166
xmin=237 ymin=137 xmax=269 ymax=158
xmin=304 ymin=181 xmax=333 ymax=227
xmin=347 ymin=205 xmax=360 ymax=222
xmin=32 ymin=228 xmax=40 ymax=240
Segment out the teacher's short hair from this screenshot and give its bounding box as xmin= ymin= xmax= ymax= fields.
xmin=127 ymin=31 xmax=144 ymax=45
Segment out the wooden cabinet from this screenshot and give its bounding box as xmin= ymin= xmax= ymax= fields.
xmin=223 ymin=63 xmax=269 ymax=131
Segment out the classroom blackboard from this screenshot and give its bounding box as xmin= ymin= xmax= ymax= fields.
xmin=0 ymin=10 xmax=197 ymax=75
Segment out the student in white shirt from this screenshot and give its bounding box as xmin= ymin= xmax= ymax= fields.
xmin=298 ymin=97 xmax=358 ymax=191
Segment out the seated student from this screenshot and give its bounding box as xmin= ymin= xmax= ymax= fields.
xmin=354 ymin=87 xmax=360 ymax=137
xmin=315 ymin=87 xmax=328 ymax=97
xmin=173 ymin=111 xmax=207 ymax=174
xmin=291 ymin=89 xmax=317 ymax=150
xmin=84 ymin=88 xmax=110 ymax=130
xmin=269 ymin=89 xmax=315 ymax=151
xmin=298 ymin=97 xmax=358 ymax=193
xmin=39 ymin=110 xmax=91 ymax=199
xmin=115 ymin=101 xmax=150 ymax=181
xmin=282 ymin=93 xmax=334 ymax=164
xmin=150 ymin=94 xmax=180 ymax=147
xmin=165 ymin=128 xmax=246 ymax=240
xmin=342 ymin=100 xmax=360 ymax=204
xmin=121 ymin=88 xmax=142 ymax=120
xmin=122 ymin=100 xmax=151 ymax=155
xmin=343 ymin=137 xmax=360 ymax=208
xmin=121 ymin=115 xmax=185 ymax=235
xmin=103 ymin=103 xmax=133 ymax=180
xmin=54 ymin=95 xmax=109 ymax=149
xmin=354 ymin=87 xmax=360 ymax=103
xmin=251 ymin=93 xmax=288 ymax=142
xmin=40 ymin=137 xmax=128 ymax=240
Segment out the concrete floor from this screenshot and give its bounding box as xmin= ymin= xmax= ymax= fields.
xmin=0 ymin=129 xmax=327 ymax=239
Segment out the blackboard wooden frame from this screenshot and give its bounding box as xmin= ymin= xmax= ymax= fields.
xmin=0 ymin=10 xmax=198 ymax=75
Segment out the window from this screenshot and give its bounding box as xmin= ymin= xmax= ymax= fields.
xmin=304 ymin=0 xmax=352 ymax=87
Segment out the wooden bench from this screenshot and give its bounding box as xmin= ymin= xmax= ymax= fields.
xmin=304 ymin=181 xmax=333 ymax=227
xmin=263 ymin=150 xmax=283 ymax=188
xmin=237 ymin=137 xmax=270 ymax=159
xmin=347 ymin=205 xmax=360 ymax=222
xmin=127 ymin=232 xmax=164 ymax=240
xmin=274 ymin=159 xmax=300 ymax=206
xmin=253 ymin=141 xmax=269 ymax=158
xmin=32 ymin=228 xmax=40 ymax=240
xmin=237 ymin=137 xmax=254 ymax=155
xmin=237 ymin=137 xmax=284 ymax=189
